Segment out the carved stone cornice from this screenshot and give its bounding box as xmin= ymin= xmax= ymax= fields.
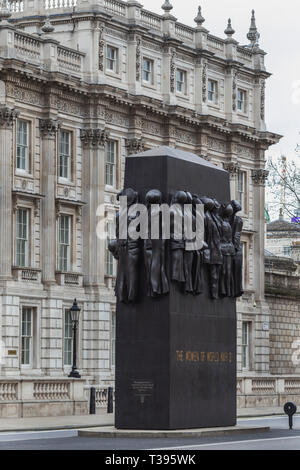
xmin=80 ymin=128 xmax=109 ymax=148
xmin=0 ymin=106 xmax=19 ymax=128
xmin=39 ymin=119 xmax=61 ymax=138
xmin=126 ymin=137 xmax=145 ymax=155
xmin=223 ymin=161 xmax=240 ymax=177
xmin=251 ymin=169 xmax=269 ymax=186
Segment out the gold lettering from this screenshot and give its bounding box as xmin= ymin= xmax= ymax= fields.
xmin=176 ymin=350 xmax=184 ymax=362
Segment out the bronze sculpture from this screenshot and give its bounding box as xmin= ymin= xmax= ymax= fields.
xmin=108 ymin=188 xmax=140 ymax=303
xmin=219 ymin=203 xmax=235 ymax=298
xmin=110 ymin=186 xmax=243 ymax=302
xmin=144 ymin=190 xmax=169 ymax=298
xmin=202 ymin=197 xmax=223 ymax=299
xmin=230 ymin=200 xmax=244 ymax=298
xmin=170 ymin=191 xmax=187 ymax=284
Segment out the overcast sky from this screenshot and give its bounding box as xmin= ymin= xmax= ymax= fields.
xmin=145 ymin=0 xmax=300 ymax=163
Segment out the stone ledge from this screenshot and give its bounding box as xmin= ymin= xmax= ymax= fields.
xmin=78 ymin=425 xmax=270 ymax=439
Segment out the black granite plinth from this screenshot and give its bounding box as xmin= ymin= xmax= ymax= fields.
xmin=115 ymin=147 xmax=236 ymax=430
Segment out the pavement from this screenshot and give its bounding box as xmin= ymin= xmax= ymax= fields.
xmin=0 ymin=407 xmax=291 ymax=433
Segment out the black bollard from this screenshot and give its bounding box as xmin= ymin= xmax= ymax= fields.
xmin=90 ymin=387 xmax=96 ymax=415
xmin=107 ymin=387 xmax=114 ymax=414
xmin=284 ymin=402 xmax=297 ymax=430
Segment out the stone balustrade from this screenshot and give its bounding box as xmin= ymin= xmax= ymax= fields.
xmin=12 ymin=267 xmax=42 ymax=282
xmin=0 ymin=28 xmax=85 ymax=75
xmin=0 ymin=378 xmax=88 ymax=418
xmin=6 ymin=0 xmax=255 ymax=64
xmin=55 ymin=271 xmax=83 ymax=287
xmin=237 ymin=376 xmax=300 ymax=408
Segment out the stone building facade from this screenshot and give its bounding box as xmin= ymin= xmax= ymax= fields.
xmin=266 ymin=218 xmax=300 ymax=260
xmin=0 ymin=0 xmax=289 ymax=416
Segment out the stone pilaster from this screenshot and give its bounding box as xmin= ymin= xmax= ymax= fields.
xmin=81 ymin=128 xmax=109 ymax=286
xmin=223 ymin=161 xmax=240 ymax=200
xmin=40 ymin=118 xmax=61 ymax=285
xmin=0 ymin=106 xmax=19 ymax=280
xmin=251 ymin=168 xmax=269 ymax=301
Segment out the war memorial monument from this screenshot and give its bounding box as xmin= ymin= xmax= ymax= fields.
xmin=109 ymin=146 xmax=244 ymax=430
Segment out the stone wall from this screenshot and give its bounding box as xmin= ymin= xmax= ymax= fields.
xmin=267 ymin=296 xmax=300 ymax=375
xmin=265 ymin=254 xmax=300 ymax=375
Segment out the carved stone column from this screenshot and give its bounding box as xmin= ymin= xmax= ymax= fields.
xmin=0 ymin=107 xmax=19 ymax=280
xmin=40 ymin=118 xmax=61 ymax=285
xmin=81 ymin=128 xmax=109 ymax=286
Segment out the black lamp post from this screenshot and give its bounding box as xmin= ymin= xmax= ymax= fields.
xmin=68 ymin=299 xmax=81 ymax=379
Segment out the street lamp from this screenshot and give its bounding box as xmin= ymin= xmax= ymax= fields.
xmin=68 ymin=299 xmax=81 ymax=379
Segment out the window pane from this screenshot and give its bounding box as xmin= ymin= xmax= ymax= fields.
xmin=64 ymin=310 xmax=73 ymax=366
xmin=16 ymin=209 xmax=28 ymax=267
xmin=58 ymin=216 xmax=71 ymax=271
xmin=242 ymin=322 xmax=250 ymax=370
xmin=107 ymin=46 xmax=117 ymax=71
xmin=106 ymin=141 xmax=116 ymax=187
xmin=16 ymin=120 xmax=29 ymax=171
xmin=237 ymin=172 xmax=246 ymax=210
xmin=143 ymin=59 xmax=152 ymax=82
xmin=59 ymin=131 xmax=71 ymax=179
xmin=21 ymin=307 xmax=33 ymax=366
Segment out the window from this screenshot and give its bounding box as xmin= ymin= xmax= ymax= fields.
xmin=106 ymin=45 xmax=118 ymax=72
xmin=21 ymin=307 xmax=33 ymax=366
xmin=17 ymin=120 xmax=29 ymax=171
xmin=111 ymin=311 xmax=116 ymax=367
xmin=283 ymin=246 xmax=291 ymax=257
xmin=242 ymin=321 xmax=251 ymax=370
xmin=106 ymin=222 xmax=114 ymax=276
xmin=16 ymin=208 xmax=29 ymax=267
xmin=142 ymin=58 xmax=153 ymax=83
xmin=58 ymin=215 xmax=71 ymax=272
xmin=237 ymin=171 xmax=246 ymax=211
xmin=64 ymin=310 xmax=73 ymax=366
xmin=59 ymin=130 xmax=71 ymax=180
xmin=208 ymin=79 xmax=217 ymax=103
xmin=176 ymin=69 xmax=186 ymax=94
xmin=106 ymin=141 xmax=117 ymax=187
xmin=237 ymin=89 xmax=247 ymax=113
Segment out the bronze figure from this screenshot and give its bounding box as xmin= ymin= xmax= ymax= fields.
xmin=144 ymin=190 xmax=169 ymax=297
xmin=109 ymin=188 xmax=140 ymax=303
xmin=230 ymin=200 xmax=244 ymax=298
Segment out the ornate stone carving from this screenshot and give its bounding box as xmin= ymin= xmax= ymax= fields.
xmin=39 ymin=119 xmax=61 ymax=137
xmin=136 ymin=36 xmax=141 ymax=81
xmin=80 ymin=128 xmax=109 ymax=148
xmin=99 ymin=25 xmax=105 ymax=72
xmin=261 ymin=79 xmax=265 ymax=121
xmin=0 ymin=106 xmax=19 ymax=128
xmin=126 ymin=138 xmax=145 ymax=155
xmin=170 ymin=49 xmax=176 ymax=93
xmin=232 ymin=72 xmax=237 ymax=111
xmin=207 ymin=137 xmax=226 ymax=152
xmin=202 ymin=61 xmax=207 ymax=103
xmin=223 ymin=161 xmax=240 ymax=176
xmin=251 ymin=169 xmax=269 ymax=185
xmin=6 ymin=83 xmax=44 ymax=107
